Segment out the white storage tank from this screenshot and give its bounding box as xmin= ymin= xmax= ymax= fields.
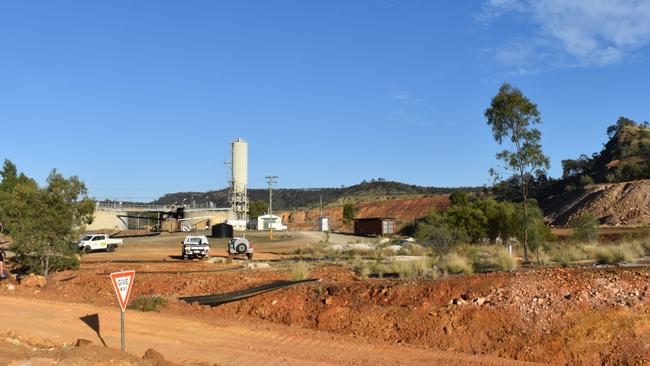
xmin=232 ymin=138 xmax=248 ymax=193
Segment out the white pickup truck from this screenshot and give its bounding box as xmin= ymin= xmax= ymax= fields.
xmin=78 ymin=234 xmax=123 ymax=253
xmin=181 ymin=235 xmax=210 ymax=260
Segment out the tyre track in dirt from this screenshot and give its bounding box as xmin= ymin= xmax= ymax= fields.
xmin=0 ymin=296 xmax=536 ymax=365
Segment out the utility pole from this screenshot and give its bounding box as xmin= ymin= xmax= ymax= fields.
xmin=265 ymin=175 xmax=278 ymax=239
xmin=319 ymin=195 xmax=323 ymax=219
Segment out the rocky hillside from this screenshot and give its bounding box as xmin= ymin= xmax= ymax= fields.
xmin=544 ymin=179 xmax=650 ymax=226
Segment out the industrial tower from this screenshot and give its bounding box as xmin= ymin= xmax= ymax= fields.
xmin=228 ymin=138 xmax=249 ymax=221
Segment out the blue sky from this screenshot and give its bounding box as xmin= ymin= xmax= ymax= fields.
xmin=1 ymin=0 xmax=649 ymax=201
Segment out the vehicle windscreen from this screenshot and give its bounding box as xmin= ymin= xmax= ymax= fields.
xmin=188 ymin=238 xmax=202 ymax=244
xmin=81 ymin=235 xmax=93 ymax=241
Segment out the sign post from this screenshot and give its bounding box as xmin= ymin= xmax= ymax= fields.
xmin=110 ymin=270 xmax=135 ymax=352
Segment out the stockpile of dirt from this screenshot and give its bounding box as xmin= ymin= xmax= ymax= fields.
xmin=5 ymin=262 xmax=649 ymax=364
xmin=0 ymin=331 xmax=180 ymax=366
xmin=279 ymin=195 xmax=450 ymax=231
xmin=209 ymin=267 xmax=649 ymax=364
xmin=544 ymin=179 xmax=650 ymax=226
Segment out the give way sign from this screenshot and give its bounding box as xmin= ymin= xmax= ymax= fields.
xmin=110 ymin=270 xmax=136 ymax=312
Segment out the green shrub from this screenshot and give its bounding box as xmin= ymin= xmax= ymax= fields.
xmin=129 ymin=296 xmax=167 ymax=312
xmin=439 ymin=252 xmax=473 ymax=275
xmin=571 ymin=214 xmax=599 ymax=242
xmin=579 ymin=175 xmax=594 ymax=186
xmin=290 ymin=262 xmax=309 ymax=281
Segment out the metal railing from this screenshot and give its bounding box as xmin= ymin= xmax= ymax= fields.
xmin=97 ymin=202 xmax=230 ymax=211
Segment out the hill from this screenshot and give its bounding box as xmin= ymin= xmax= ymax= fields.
xmin=540 ymin=117 xmax=650 ymax=226
xmin=560 ymin=117 xmax=650 ymax=185
xmin=151 ymin=180 xmax=482 ymax=211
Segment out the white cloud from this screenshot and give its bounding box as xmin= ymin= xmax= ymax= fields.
xmin=480 ymin=0 xmax=650 ymax=70
xmin=388 ymin=91 xmax=411 ymax=101
xmin=386 ymin=109 xmax=434 ymax=127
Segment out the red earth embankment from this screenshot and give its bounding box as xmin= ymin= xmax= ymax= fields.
xmin=277 ymin=195 xmax=450 ymax=231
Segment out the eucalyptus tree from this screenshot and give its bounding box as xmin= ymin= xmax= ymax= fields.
xmin=485 ymin=83 xmax=550 ymax=263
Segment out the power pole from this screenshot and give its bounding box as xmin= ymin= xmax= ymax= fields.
xmin=265 ymin=175 xmax=278 ymax=239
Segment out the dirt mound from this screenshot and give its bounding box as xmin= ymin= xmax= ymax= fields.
xmin=8 ymin=261 xmax=649 ymax=365
xmin=544 ymin=179 xmax=650 ymax=226
xmin=279 ymin=195 xmax=450 ymax=231
xmin=207 ymin=267 xmax=650 ymax=364
xmin=0 ymin=331 xmax=180 ymax=366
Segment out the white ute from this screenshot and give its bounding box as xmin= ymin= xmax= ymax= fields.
xmin=78 ymin=234 xmax=123 ymax=253
xmin=227 ymin=237 xmax=254 ymax=260
xmin=181 ymin=235 xmax=210 ymax=260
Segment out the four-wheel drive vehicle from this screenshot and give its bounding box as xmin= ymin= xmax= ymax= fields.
xmin=78 ymin=234 xmax=123 ymax=253
xmin=227 ymin=237 xmax=254 ymax=260
xmin=182 ymin=235 xmax=210 ymax=259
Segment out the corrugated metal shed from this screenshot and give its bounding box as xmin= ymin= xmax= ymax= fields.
xmin=353 ymin=217 xmax=396 ymax=236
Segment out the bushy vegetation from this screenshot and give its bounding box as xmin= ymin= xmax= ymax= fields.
xmin=415 ymin=192 xmax=551 ymax=262
xmin=0 ymin=160 xmax=95 ymax=278
xmin=129 ymin=296 xmax=168 ymax=312
xmin=342 ymin=204 xmax=356 ymax=225
xmin=571 ymin=214 xmax=599 ymax=242
xmin=248 ymin=200 xmax=268 ymax=218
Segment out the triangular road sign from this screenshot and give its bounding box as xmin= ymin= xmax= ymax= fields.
xmin=110 ymin=270 xmax=136 ymax=312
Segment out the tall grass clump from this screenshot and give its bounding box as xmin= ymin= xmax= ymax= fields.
xmin=439 ymin=252 xmax=473 ymax=275
xmin=389 ymin=259 xmax=434 ymax=279
xmin=128 ymin=296 xmax=168 ymax=312
xmin=640 ymin=240 xmax=650 ymax=256
xmin=291 ymin=262 xmax=309 ymax=280
xmin=594 ymin=247 xmax=634 ymax=264
xmin=491 ymin=249 xmax=517 ymax=271
xmin=553 ymin=245 xmax=591 ymax=267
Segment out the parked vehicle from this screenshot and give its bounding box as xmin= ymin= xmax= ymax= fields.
xmin=227 ymin=237 xmax=254 ymax=260
xmin=181 ymin=235 xmax=210 ymax=260
xmin=78 ymin=234 xmax=123 ymax=253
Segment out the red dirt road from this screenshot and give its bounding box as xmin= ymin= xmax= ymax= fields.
xmin=0 ymin=296 xmax=534 ymax=366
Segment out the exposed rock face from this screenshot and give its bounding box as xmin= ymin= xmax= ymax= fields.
xmin=278 ymin=195 xmax=450 ymax=231
xmin=544 ymin=179 xmax=650 ymax=226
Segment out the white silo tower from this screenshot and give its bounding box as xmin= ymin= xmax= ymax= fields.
xmin=229 ymin=138 xmax=249 ymax=220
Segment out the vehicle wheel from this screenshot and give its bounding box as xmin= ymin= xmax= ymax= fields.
xmin=107 ymin=245 xmax=115 ymax=252
xmin=236 ymin=243 xmax=247 ymax=254
xmin=182 ymin=253 xmax=187 ymax=260
xmin=246 ymin=253 xmax=253 ymax=260
xmin=84 ymin=246 xmax=91 ymax=254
